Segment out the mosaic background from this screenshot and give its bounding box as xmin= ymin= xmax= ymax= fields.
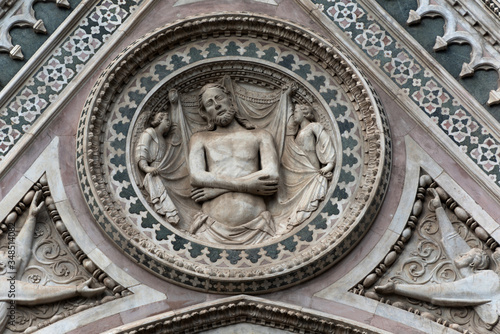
xmin=0 ymin=0 xmax=82 ymax=90
xmin=0 ymin=0 xmax=142 ymax=161
xmin=314 ymin=0 xmax=500 ymax=187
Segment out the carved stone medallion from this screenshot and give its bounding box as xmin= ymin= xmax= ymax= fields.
xmin=77 ymin=13 xmax=391 ymax=293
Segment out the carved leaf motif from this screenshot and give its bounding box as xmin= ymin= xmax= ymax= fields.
xmin=24 ymin=303 xmax=59 ymax=320
xmin=414 ymin=240 xmax=441 ymax=263
xmin=21 ymin=266 xmax=48 ymax=286
xmin=8 ymin=308 xmax=33 ymax=332
xmin=52 ymin=261 xmax=77 ymax=279
xmin=435 ymin=263 xmax=457 ymax=283
xmin=404 ymin=259 xmax=426 ymax=281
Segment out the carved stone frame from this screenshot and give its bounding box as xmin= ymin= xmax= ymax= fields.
xmin=77 ymin=12 xmax=391 ymax=293
xmin=103 ymin=295 xmax=391 ymax=334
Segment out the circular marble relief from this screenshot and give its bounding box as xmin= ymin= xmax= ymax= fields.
xmin=77 ymin=13 xmax=391 ymax=293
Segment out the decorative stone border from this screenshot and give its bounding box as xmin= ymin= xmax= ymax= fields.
xmin=408 ymin=0 xmax=500 ymax=105
xmin=482 ymin=0 xmax=500 ymax=17
xmin=445 ymin=0 xmax=500 ymax=51
xmin=0 ymin=0 xmax=144 ymax=164
xmin=77 ymin=12 xmax=391 ymax=293
xmin=103 ymin=295 xmax=391 ymax=334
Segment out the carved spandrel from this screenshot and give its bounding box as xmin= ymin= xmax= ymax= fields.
xmin=0 ymin=176 xmax=127 ymax=333
xmin=355 ymin=174 xmax=500 ymax=334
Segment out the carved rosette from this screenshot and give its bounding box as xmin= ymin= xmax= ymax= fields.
xmin=76 ymin=13 xmax=391 ymax=293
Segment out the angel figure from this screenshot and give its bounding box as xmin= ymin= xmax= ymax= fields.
xmin=376 ymin=188 xmax=500 ymax=329
xmin=277 ymin=102 xmax=336 ymax=233
xmin=135 ymin=99 xmax=180 ymax=225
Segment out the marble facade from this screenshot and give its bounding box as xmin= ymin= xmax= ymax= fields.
xmin=1 ymin=0 xmax=500 ymax=333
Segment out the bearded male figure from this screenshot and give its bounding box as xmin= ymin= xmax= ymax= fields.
xmin=188 ymin=81 xmax=280 ymax=245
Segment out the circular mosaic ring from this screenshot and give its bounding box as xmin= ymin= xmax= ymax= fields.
xmin=77 ymin=12 xmax=392 ymax=294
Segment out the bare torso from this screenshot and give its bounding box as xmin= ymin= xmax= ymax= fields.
xmin=194 ymin=129 xmax=269 ymax=227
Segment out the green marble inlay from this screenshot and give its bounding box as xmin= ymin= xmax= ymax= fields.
xmin=314 ymin=0 xmax=500 ymax=187
xmin=0 ymin=0 xmax=82 ymax=90
xmin=376 ymin=0 xmax=500 ymax=120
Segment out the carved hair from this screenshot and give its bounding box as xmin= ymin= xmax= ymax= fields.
xmin=295 ymin=104 xmax=315 ymax=121
xmin=467 ymin=248 xmax=490 ymax=271
xmin=198 ymin=82 xmax=255 ymax=131
xmin=150 ymin=111 xmax=169 ymax=128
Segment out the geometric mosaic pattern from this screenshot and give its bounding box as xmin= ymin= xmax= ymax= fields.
xmin=315 ymin=0 xmax=500 ymax=186
xmin=0 ymin=0 xmax=142 ymax=162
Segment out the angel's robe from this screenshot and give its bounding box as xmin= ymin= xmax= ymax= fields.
xmin=278 ymin=122 xmax=335 ymax=231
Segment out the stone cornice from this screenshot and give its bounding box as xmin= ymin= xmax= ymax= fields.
xmin=103 ymin=295 xmax=391 ymax=334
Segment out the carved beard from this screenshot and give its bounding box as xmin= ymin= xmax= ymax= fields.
xmin=213 ymin=106 xmax=236 ymax=127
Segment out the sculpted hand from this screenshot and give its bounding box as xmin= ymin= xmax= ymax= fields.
xmin=77 ymin=278 xmax=106 ymax=298
xmin=28 ymin=190 xmax=44 ymax=218
xmin=191 ymin=187 xmax=228 ymax=203
xmin=146 ymin=167 xmax=159 ymax=176
xmin=244 ymin=175 xmax=278 ymax=196
xmin=319 ymin=165 xmax=333 ymax=180
xmin=169 ymin=89 xmax=178 ymax=103
xmin=374 ymin=282 xmax=395 ymax=294
xmin=282 ymin=82 xmax=297 ymax=96
xmin=319 ymin=166 xmax=332 ymax=175
xmin=427 ymin=188 xmax=442 ymax=210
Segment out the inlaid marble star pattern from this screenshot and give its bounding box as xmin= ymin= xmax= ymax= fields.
xmin=315 ymin=0 xmax=500 ymax=186
xmin=0 ymin=0 xmax=142 ymax=162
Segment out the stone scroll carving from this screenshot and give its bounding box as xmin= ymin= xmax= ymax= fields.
xmin=77 ymin=13 xmax=391 ymax=293
xmin=0 ymin=175 xmax=128 ymax=333
xmin=354 ymin=173 xmax=500 ymax=334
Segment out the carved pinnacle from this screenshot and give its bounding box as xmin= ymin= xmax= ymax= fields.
xmin=9 ymin=44 xmax=23 ymax=60
xmin=433 ymin=36 xmax=448 ymax=51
